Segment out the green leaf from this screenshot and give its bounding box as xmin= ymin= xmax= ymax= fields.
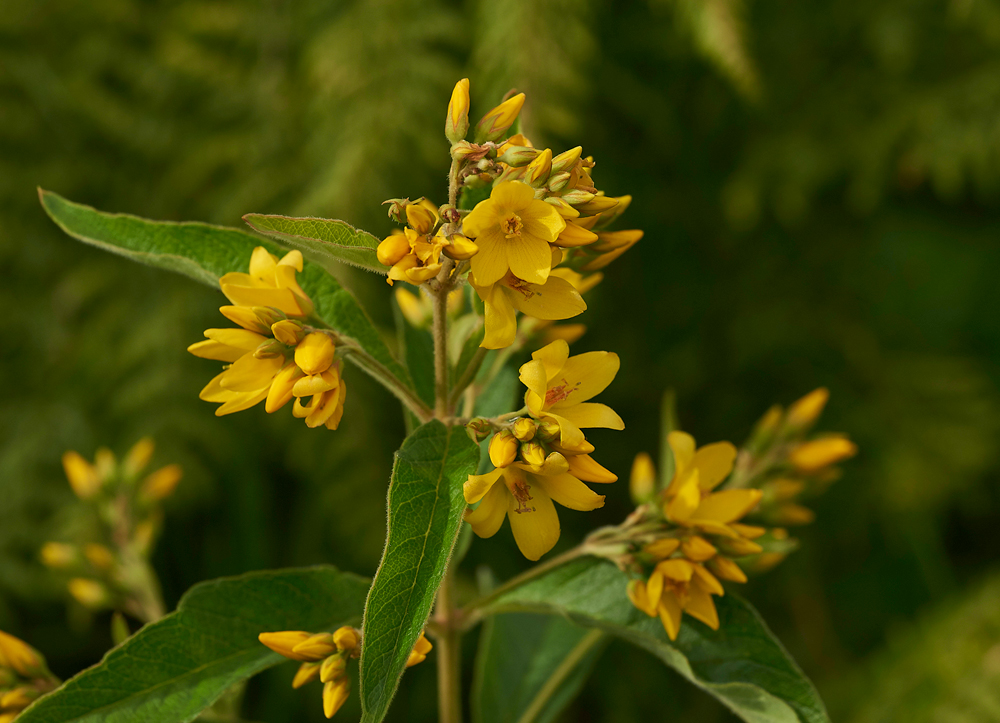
xmin=660 ymin=389 xmax=679 ymax=487
xmin=392 ymin=303 xmax=435 ymax=407
xmin=482 ymin=557 xmax=829 ymax=723
xmin=242 ymin=214 xmax=385 ymax=275
xmin=17 ymin=566 xmax=369 ymax=723
xmin=38 ymin=189 xmax=410 ymax=390
xmin=472 ymin=612 xmax=607 ymax=723
xmin=359 ymin=420 xmax=481 ymax=723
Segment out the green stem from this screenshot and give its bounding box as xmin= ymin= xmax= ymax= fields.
xmin=435 ymin=566 xmax=463 ymax=723
xmin=432 ymin=267 xmax=453 ymax=420
xmin=514 ymin=630 xmax=605 ymax=723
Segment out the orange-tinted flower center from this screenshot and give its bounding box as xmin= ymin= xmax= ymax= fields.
xmin=501 ymin=214 xmax=523 ymax=238
xmin=505 ymin=470 xmax=536 ymax=514
xmin=545 ymin=378 xmax=579 ymax=406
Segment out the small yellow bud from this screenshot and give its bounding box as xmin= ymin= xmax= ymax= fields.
xmin=252 ymin=306 xmax=287 ymax=329
xmin=496 ymin=145 xmax=539 ymax=167
xmin=292 ymin=662 xmax=321 ymax=689
xmin=442 ymin=233 xmax=479 ymax=261
xmin=789 ymin=436 xmax=857 ymax=473
xmin=323 ymin=677 xmax=350 ymax=718
xmin=258 ymin=631 xmax=316 ymax=662
xmin=84 ymin=544 xmax=115 ymax=571
xmin=445 ymin=78 xmax=470 ymax=143
xmin=68 ymin=579 xmax=109 ymax=609
xmin=253 ymin=338 xmax=287 ymax=360
xmin=717 ymin=537 xmax=764 ymax=557
xmin=0 ymin=686 xmax=37 ymax=710
xmin=474 ymin=92 xmax=526 ymax=143
xmin=377 ymin=233 xmax=411 ymax=267
xmin=536 ymin=420 xmax=561 ymax=441
xmin=406 ymin=632 xmax=433 ymax=667
xmin=706 ymin=556 xmax=748 ymax=583
xmin=40 ymin=542 xmax=77 ymax=569
xmin=730 ymin=523 xmax=767 ymax=539
xmin=566 ymin=454 xmax=617 ymax=483
xmin=332 ymin=626 xmax=360 ymax=653
xmin=644 ymin=538 xmax=680 ymax=559
xmin=395 ymin=288 xmax=428 ymax=327
xmin=575 ymin=194 xmax=619 ymax=214
xmin=786 ymin=388 xmax=829 ymax=429
xmin=295 ymin=332 xmax=336 ymax=376
xmin=629 ymin=452 xmax=657 ymax=504
xmin=219 ymin=305 xmax=269 ymax=334
xmin=0 ymin=630 xmax=46 ymax=678
xmin=465 ymin=418 xmax=493 ymax=443
xmin=681 ymin=536 xmax=718 ymax=562
xmin=773 ymin=503 xmax=816 ymax=526
xmin=133 ymin=518 xmax=158 ymax=555
xmin=140 ymin=464 xmax=183 ymax=502
xmin=266 ymin=364 xmax=306 ymax=413
xmin=271 ymin=319 xmax=306 ymax=346
xmin=520 ymin=441 xmax=546 ymax=468
xmin=320 ymin=653 xmax=346 ymax=683
xmin=292 ymin=633 xmax=338 ymax=661
xmin=0 ymin=713 xmax=20 ymax=723
xmin=488 ymin=431 xmax=518 ymax=469
xmin=62 ymin=451 xmax=100 ymax=500
xmin=559 ymin=188 xmax=596 ymax=206
xmin=123 ymin=437 xmax=155 ymax=478
xmin=526 ymin=148 xmax=553 ymax=188
xmin=511 ymin=418 xmax=535 ymax=442
xmin=551 ymin=146 xmax=583 ymax=174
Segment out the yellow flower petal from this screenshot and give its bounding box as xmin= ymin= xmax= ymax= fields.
xmin=549 ymin=351 xmax=620 ymax=408
xmin=706 ymin=556 xmax=748 ymax=583
xmin=520 ymin=198 xmax=567 ymax=242
xmin=469 ymin=229 xmax=510 ymax=287
xmin=627 ymin=579 xmax=656 ymax=617
xmin=644 ymin=538 xmax=680 ymax=558
xmin=536 ymin=472 xmax=605 ymax=511
xmin=219 ymin=354 xmax=283 ymax=392
xmin=646 ymin=571 xmax=664 ymax=609
xmin=518 ymin=359 xmax=550 ymax=405
xmin=464 ymin=467 xmax=503 ymax=504
xmin=294 ymin=332 xmax=336 ymax=376
xmin=507 ymin=481 xmax=560 ymax=561
xmin=665 ymin=471 xmax=701 ymax=523
xmin=62 ymin=451 xmax=100 ymax=499
xmin=266 ymin=364 xmax=305 ymax=413
xmin=684 ymin=584 xmax=720 ymax=630
xmin=504 ymin=274 xmax=586 ymax=321
xmin=566 ymin=454 xmax=617 ymax=483
xmin=248 ymin=247 xmax=278 ymax=281
xmin=186 ymin=340 xmax=244 ymax=362
xmin=692 ymin=564 xmax=724 ymax=596
xmin=292 ymin=370 xmax=340 ymax=398
xmin=215 ymin=387 xmax=269 ymax=415
xmin=693 ymin=489 xmax=763 ymax=524
xmin=555 ymin=403 xmax=624 ymax=431
xmin=505 ymin=234 xmax=552 ymax=285
xmin=204 ymin=328 xmax=267 ymax=351
xmin=480 ymin=282 xmax=518 ymax=350
xmin=667 ymin=431 xmax=696 ymax=488
xmin=491 ymin=180 xmax=535 ymax=211
xmin=691 ymin=441 xmax=738 ymax=491
xmin=681 ymin=536 xmax=717 ymax=562
xmin=465 ymin=481 xmax=507 ymax=538
xmin=658 ymin=592 xmax=683 ymax=641
xmin=655 ymin=558 xmax=694 ymax=582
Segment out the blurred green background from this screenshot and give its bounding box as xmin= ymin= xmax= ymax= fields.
xmin=3 ymin=0 xmax=1000 ymax=720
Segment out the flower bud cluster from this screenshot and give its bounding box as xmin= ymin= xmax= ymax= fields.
xmin=188 ymin=249 xmax=347 ymax=431
xmin=0 ymin=629 xmax=60 ymax=720
xmin=45 ymin=438 xmax=181 ymax=621
xmin=259 ymin=626 xmax=431 ymax=719
xmin=376 ymin=200 xmax=477 ymax=286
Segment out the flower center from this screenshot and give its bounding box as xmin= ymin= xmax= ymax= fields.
xmin=505 ymin=470 xmax=535 ymax=514
xmin=501 ymin=214 xmax=523 ymax=238
xmin=504 ymin=272 xmax=535 ymax=299
xmin=545 ymin=377 xmax=579 ymax=406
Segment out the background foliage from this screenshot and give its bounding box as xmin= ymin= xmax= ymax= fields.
xmin=2 ymin=0 xmax=999 ymax=720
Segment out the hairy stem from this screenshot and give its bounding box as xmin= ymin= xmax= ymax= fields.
xmin=435 ymin=566 xmax=463 ymax=723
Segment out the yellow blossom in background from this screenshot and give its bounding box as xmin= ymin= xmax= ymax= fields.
xmin=61 ymin=451 xmax=101 ymax=499
xmin=789 ymin=435 xmax=858 ymax=473
xmin=519 ymin=340 xmax=624 ymax=446
xmin=463 ymin=181 xmax=566 ymax=287
xmin=464 ymin=451 xmax=605 ymax=561
xmin=219 ymin=247 xmax=313 ymax=317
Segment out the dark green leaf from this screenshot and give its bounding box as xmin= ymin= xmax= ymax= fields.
xmin=359 ymin=420 xmax=480 ymax=723
xmin=393 ymin=303 xmax=435 ymax=407
xmin=242 ymin=214 xmax=385 ymax=275
xmin=17 ymin=566 xmax=369 ymax=723
xmin=39 ymin=189 xmax=410 ymax=389
xmin=660 ymin=389 xmax=679 ymax=487
xmin=482 ymin=557 xmax=829 ymax=723
xmin=472 ymin=612 xmax=606 ymax=723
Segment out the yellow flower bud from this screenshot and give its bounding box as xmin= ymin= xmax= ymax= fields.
xmin=123 ymin=437 xmax=155 ymax=478
xmin=40 ymin=542 xmax=77 ymax=569
xmin=320 ymin=652 xmax=347 ymax=683
xmin=271 ymin=319 xmax=306 ymax=346
xmin=496 ymin=145 xmax=540 ymax=167
xmin=644 ymin=538 xmax=680 ymax=559
xmin=219 ymin=305 xmax=270 ymax=334
xmin=717 ymin=537 xmax=765 ymax=557
xmin=445 ymin=78 xmax=470 ymax=144
xmin=292 ymin=633 xmax=338 ymax=661
xmin=265 ymin=363 xmax=306 ymax=413
xmin=292 ymin=370 xmax=341 ymax=398
xmin=681 ymin=536 xmax=718 ymax=562
xmin=442 ymin=233 xmax=479 ymax=261
xmin=292 ymin=662 xmax=321 ymax=689
xmin=511 ymin=418 xmax=535 ymax=441
xmin=323 ymin=677 xmax=351 ymax=718
xmin=68 ymin=579 xmax=109 ymax=609
xmin=706 ymin=556 xmax=748 ymax=583
xmin=1 ymin=686 xmax=37 ymax=710
xmin=789 ymin=436 xmax=857 ymax=472
xmin=786 ymin=387 xmax=829 ymax=429
xmin=295 ymin=332 xmax=336 ymax=376
xmin=474 ymin=92 xmax=526 ymax=143
xmin=133 ymin=518 xmax=158 ymax=555
xmin=140 ymin=464 xmax=183 ymax=502
xmin=536 ymin=420 xmax=561 ymax=441
xmin=377 ymin=233 xmax=411 ymax=267
xmin=773 ymin=503 xmax=816 ymax=526
xmin=526 ymin=148 xmax=553 ymax=188
xmin=395 ymin=288 xmax=428 ymax=327
xmin=332 ymin=626 xmax=359 ymax=653
xmin=629 ymin=452 xmax=657 ymax=504
xmin=62 ymin=451 xmax=100 ymax=500
xmin=0 ymin=630 xmax=46 ymax=678
xmin=520 ymin=441 xmax=546 ymax=468
xmin=551 ymin=146 xmax=583 ymax=174
xmin=258 ymin=631 xmax=316 ymax=662
xmin=84 ymin=543 xmax=115 ymax=571
xmin=94 ymin=447 xmax=115 ymax=481
xmin=488 ymin=431 xmax=518 ymax=469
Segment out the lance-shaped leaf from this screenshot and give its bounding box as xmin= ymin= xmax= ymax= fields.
xmin=242 ymin=214 xmax=385 ymax=275
xmin=359 ymin=420 xmax=480 ymax=723
xmin=38 ymin=189 xmax=410 ymax=391
xmin=472 ymin=612 xmax=607 ymax=723
xmin=16 ymin=566 xmax=369 ymax=723
xmin=480 ymin=557 xmax=829 ymax=723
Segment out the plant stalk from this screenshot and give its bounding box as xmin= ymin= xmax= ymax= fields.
xmin=435 ymin=566 xmax=463 ymax=723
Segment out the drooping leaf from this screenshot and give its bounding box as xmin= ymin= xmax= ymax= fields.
xmin=481 ymin=557 xmax=829 ymax=723
xmin=472 ymin=612 xmax=607 ymax=723
xmin=359 ymin=420 xmax=480 ymax=723
xmin=16 ymin=566 xmax=369 ymax=723
xmin=39 ymin=189 xmax=410 ymax=389
xmin=242 ymin=214 xmax=385 ymax=275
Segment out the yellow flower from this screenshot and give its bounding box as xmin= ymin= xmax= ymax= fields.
xmin=123 ymin=437 xmax=155 ymax=477
xmin=519 ymin=340 xmax=624 ymax=447
xmin=788 ymin=435 xmax=857 ymax=472
xmin=786 ymin=387 xmax=829 ymax=429
xmin=140 ymin=464 xmax=183 ymax=502
xmin=323 ymin=677 xmax=350 ymax=718
xmin=464 ymin=451 xmax=605 ymax=561
xmin=0 ymin=630 xmax=45 ymax=678
xmin=377 ymin=201 xmax=447 ymax=285
xmin=470 ymin=270 xmax=586 ymax=350
xmin=40 ymin=542 xmax=77 ymax=569
xmin=406 ymin=632 xmax=433 ymax=667
xmin=463 ymin=181 xmax=566 ymax=287
xmin=627 ymin=558 xmax=725 ymax=641
xmin=68 ymin=578 xmax=109 ymax=609
xmin=219 ymin=247 xmax=313 ymax=317
xmin=62 ymin=451 xmax=101 ymax=499
xmin=662 ymin=431 xmax=762 ymax=537
xmin=630 ymin=452 xmax=657 ymax=504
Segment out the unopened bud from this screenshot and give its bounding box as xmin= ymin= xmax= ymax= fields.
xmin=133 ymin=517 xmax=158 ymax=555
xmin=788 ymin=436 xmax=857 ymax=473
xmin=405 ymin=203 xmax=437 ymax=235
xmin=547 ymin=171 xmax=572 ymax=193
xmin=253 ymin=339 xmax=287 ymax=359
xmin=717 ymin=537 xmax=765 ymax=557
xmin=40 ymin=542 xmax=77 ymax=569
xmin=439 ymin=204 xmax=460 ymax=225
xmin=551 ymin=146 xmax=583 ymax=174
xmin=292 ymin=662 xmax=321 ymax=689
xmin=488 ymin=431 xmax=519 ymax=468
xmin=536 ymin=420 xmax=561 ymax=441
xmin=520 ymin=441 xmax=546 ymax=468
xmin=382 ymin=197 xmax=411 ymax=224
xmin=292 ymin=633 xmax=338 ymax=661
xmin=576 ymin=194 xmax=620 ymax=214
xmin=494 ymin=164 xmax=526 ymax=185
xmin=62 ymin=451 xmax=100 ymax=500
xmin=560 ymin=189 xmax=596 ymax=206
xmin=332 ymin=626 xmax=360 ymax=653
xmin=141 ymin=464 xmax=183 ymax=502
xmin=258 ymin=631 xmax=315 ymax=662
xmin=497 ymin=145 xmax=540 ymax=167
xmin=251 ymin=306 xmax=287 ymax=329
xmin=511 ymin=418 xmax=535 ymax=441
xmin=474 ymin=92 xmax=526 ymax=143
xmin=629 ymin=452 xmax=657 ymax=504
xmin=772 ymin=503 xmax=816 ymax=526
xmin=271 ymin=319 xmax=306 ymax=346
xmin=320 ymin=652 xmax=347 ymax=683
xmin=0 ymin=686 xmax=38 ymax=710
xmin=786 ymin=388 xmax=829 ymax=430
xmin=68 ymin=578 xmax=109 ymax=609
xmin=526 ymin=148 xmax=553 ymax=188
xmin=123 ymin=437 xmax=155 ymax=478
xmin=94 ymin=448 xmax=115 ymax=482
xmin=295 ymin=332 xmax=336 ymax=376
xmin=84 ymin=544 xmax=115 ymax=571
xmin=445 ymin=78 xmax=470 ymax=143
xmin=377 ymin=232 xmax=412 ymax=268
xmin=0 ymin=630 xmax=46 ymax=678
xmin=323 ymin=677 xmax=351 ymax=718
xmin=442 ymin=233 xmax=478 ymax=261
xmin=466 ymin=418 xmax=493 ymax=443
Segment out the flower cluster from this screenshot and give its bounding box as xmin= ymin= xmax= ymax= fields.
xmin=43 ymin=438 xmax=179 ymax=622
xmin=377 ymin=199 xmax=478 ymax=285
xmin=188 ymin=247 xmax=347 ymax=430
xmin=258 ymin=626 xmax=431 ymax=719
xmin=0 ymin=630 xmax=59 ymax=722
xmin=464 ymin=340 xmax=623 ymax=560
